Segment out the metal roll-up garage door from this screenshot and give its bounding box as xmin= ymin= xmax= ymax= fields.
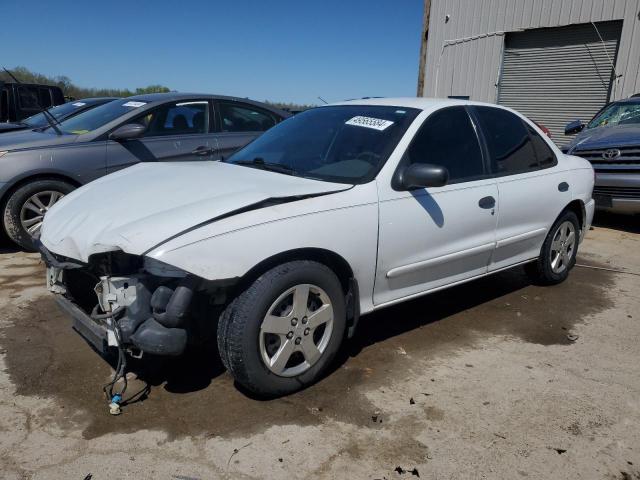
xmin=498 ymin=21 xmax=622 ymax=141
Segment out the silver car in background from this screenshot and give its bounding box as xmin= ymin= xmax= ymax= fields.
xmin=0 ymin=93 xmax=290 ymax=249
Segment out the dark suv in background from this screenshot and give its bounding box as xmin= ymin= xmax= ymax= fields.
xmin=0 ymin=81 xmax=65 ymax=123
xmin=0 ymin=93 xmax=290 ymax=250
xmin=563 ymin=95 xmax=640 ymax=215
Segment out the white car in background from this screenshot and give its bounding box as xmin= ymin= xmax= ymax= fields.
xmin=39 ymin=98 xmax=595 ymax=397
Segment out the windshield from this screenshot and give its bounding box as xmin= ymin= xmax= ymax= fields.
xmin=56 ymin=99 xmax=149 ymax=135
xmin=23 ymin=101 xmax=92 ymax=127
xmin=226 ymin=105 xmax=420 ymax=184
xmin=587 ymin=102 xmax=640 ymax=129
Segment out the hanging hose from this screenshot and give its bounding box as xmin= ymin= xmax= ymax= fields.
xmin=91 ymin=306 xmax=128 ymax=415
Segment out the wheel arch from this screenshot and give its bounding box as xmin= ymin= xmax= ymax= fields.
xmin=235 ymin=247 xmax=361 ymax=338
xmin=1 ymin=172 xmax=80 ymax=206
xmin=1 ymin=173 xmax=81 ymax=236
xmin=563 ymin=199 xmax=586 ymax=231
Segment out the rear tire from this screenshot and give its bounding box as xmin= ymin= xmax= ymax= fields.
xmin=525 ymin=210 xmax=580 ymax=285
xmin=217 ymin=260 xmax=346 ymax=397
xmin=2 ymin=179 xmax=74 ymax=251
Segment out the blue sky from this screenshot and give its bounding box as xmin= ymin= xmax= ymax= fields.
xmin=1 ymin=0 xmax=424 ymax=105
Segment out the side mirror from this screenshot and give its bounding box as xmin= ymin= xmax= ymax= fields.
xmin=109 ymin=123 xmax=146 ymax=141
xmin=396 ymin=163 xmax=449 ymax=190
xmin=564 ymin=120 xmax=584 ymax=135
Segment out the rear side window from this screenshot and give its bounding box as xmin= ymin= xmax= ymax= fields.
xmin=474 ymin=106 xmax=538 ymax=175
xmin=219 ymin=102 xmax=277 ymax=132
xmin=527 ymin=124 xmax=556 ymax=167
xmin=407 ymin=106 xmax=485 ymax=183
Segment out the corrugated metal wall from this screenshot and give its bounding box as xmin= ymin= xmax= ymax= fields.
xmin=421 ymin=0 xmax=640 ymax=102
xmin=498 ymin=21 xmax=622 ymax=138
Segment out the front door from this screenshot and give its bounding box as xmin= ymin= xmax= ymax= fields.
xmin=106 ymin=100 xmax=217 ymax=173
xmin=374 ymin=106 xmax=498 ymax=306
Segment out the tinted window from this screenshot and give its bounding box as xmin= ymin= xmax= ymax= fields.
xmin=226 ymin=105 xmax=420 ymax=184
xmin=0 ymin=89 xmax=7 ymax=121
xmin=407 ymin=106 xmax=484 ymax=183
xmin=18 ymin=86 xmax=40 ymax=110
xmin=474 ymin=106 xmax=538 ymax=175
xmin=137 ymin=101 xmax=209 ymax=137
xmin=38 ymin=88 xmax=52 ymax=108
xmin=527 ymin=125 xmax=556 ymax=167
xmin=220 ymin=103 xmax=276 ymax=132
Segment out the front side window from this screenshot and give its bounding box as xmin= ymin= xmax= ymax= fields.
xmin=136 ymin=101 xmax=209 ymax=137
xmin=586 ymin=101 xmax=640 ymax=129
xmin=474 ymin=106 xmax=538 ymax=175
xmin=407 ymin=106 xmax=485 ymax=183
xmin=226 ymin=105 xmax=420 ymax=184
xmin=220 ymin=103 xmax=276 ymax=132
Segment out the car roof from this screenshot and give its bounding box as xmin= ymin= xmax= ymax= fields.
xmin=123 ymin=92 xmax=289 ymax=114
xmin=330 ymin=96 xmax=508 ymax=111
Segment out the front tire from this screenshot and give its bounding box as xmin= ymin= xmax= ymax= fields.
xmin=217 ymin=260 xmax=346 ymax=397
xmin=525 ymin=210 xmax=580 ymax=285
xmin=3 ymin=179 xmax=74 ymax=251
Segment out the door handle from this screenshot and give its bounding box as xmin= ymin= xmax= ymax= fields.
xmin=478 ymin=196 xmax=496 ymax=209
xmin=191 ymin=146 xmax=213 ymax=156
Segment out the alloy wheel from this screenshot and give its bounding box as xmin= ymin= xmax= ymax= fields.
xmin=259 ymin=283 xmax=334 ymax=377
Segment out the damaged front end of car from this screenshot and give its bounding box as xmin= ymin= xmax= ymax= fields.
xmin=38 ymin=240 xmax=227 ymax=358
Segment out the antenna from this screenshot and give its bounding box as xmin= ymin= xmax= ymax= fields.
xmin=317 ymin=96 xmax=329 ymax=105
xmin=2 ymin=66 xmax=20 ymax=83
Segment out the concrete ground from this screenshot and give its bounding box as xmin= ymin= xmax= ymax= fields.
xmin=0 ymin=213 xmax=639 ymax=480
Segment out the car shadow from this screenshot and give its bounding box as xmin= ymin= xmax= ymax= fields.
xmin=126 ymin=266 xmax=532 ymax=400
xmin=593 ymin=211 xmax=640 ymax=234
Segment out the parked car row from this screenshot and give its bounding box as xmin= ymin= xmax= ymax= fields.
xmin=0 ymin=93 xmax=290 ymax=249
xmin=35 ymin=97 xmax=595 ymax=397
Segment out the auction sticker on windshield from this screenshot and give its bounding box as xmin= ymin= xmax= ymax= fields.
xmin=345 ymin=116 xmax=394 ymax=131
xmin=122 ymin=101 xmax=146 ymax=108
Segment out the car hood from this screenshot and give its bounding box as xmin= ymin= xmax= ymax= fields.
xmin=0 ymin=129 xmax=78 ymax=150
xmin=0 ymin=122 xmax=28 ymax=133
xmin=564 ymin=124 xmax=640 ymax=152
xmin=41 ymin=161 xmax=351 ymax=262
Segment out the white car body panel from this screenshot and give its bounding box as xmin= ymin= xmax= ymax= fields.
xmin=40 ymin=161 xmax=350 ymax=262
xmin=40 ymin=97 xmax=595 ymax=317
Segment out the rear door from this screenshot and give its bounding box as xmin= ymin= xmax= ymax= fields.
xmin=374 ymin=106 xmax=499 ymax=306
xmin=470 ymin=106 xmax=570 ymax=271
xmin=106 ymin=99 xmax=218 ymax=173
xmin=213 ymin=101 xmax=280 ymax=160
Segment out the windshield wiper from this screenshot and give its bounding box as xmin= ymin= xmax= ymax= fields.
xmin=233 ymin=158 xmax=297 ymax=175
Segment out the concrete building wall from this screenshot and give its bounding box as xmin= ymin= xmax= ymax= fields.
xmin=421 ymin=0 xmax=640 ymax=102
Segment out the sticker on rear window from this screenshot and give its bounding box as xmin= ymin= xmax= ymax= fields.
xmin=122 ymin=101 xmax=146 ymax=108
xmin=72 ymin=102 xmax=86 ymax=107
xmin=345 ymin=116 xmax=394 ymax=131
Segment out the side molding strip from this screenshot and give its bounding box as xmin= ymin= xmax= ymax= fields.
xmin=386 ymin=242 xmax=495 ymax=279
xmin=496 ymin=228 xmax=547 ymax=249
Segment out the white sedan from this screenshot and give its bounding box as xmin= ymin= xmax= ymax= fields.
xmin=39 ymin=98 xmax=595 ymax=397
